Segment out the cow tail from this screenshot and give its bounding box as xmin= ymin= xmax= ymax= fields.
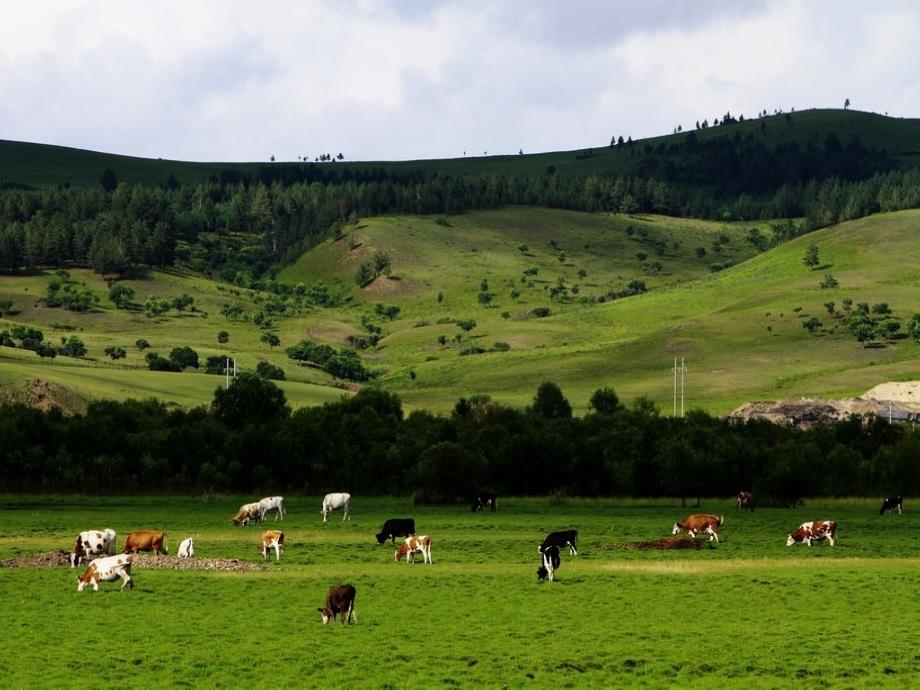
xmin=718 ymin=515 xmax=724 ymax=527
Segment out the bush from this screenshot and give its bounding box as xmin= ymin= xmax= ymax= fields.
xmin=217 ymin=331 xmax=229 ymax=344
xmin=104 ymin=346 xmax=127 ymax=360
xmin=530 ymin=307 xmax=552 ymax=318
xmin=456 ymin=319 xmax=477 ymax=332
xmin=205 ymin=355 xmax=231 ymax=375
xmin=135 ymin=339 xmax=150 ymax=350
xmin=169 ymin=346 xmax=199 ymax=370
xmin=260 ymin=333 xmax=281 ymax=347
xmin=108 ymin=283 xmax=135 ymax=308
xmin=256 ymin=361 xmax=285 ymax=381
xmin=59 ymin=336 xmax=87 ymax=358
xmin=145 ymin=352 xmax=181 ymax=372
xmin=492 ymin=341 xmax=511 ymax=351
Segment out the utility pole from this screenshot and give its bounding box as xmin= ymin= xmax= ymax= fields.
xmin=671 ymin=358 xmax=688 ymax=417
xmin=225 ymin=357 xmax=237 ymax=388
xmin=672 ymin=357 xmax=678 ymax=417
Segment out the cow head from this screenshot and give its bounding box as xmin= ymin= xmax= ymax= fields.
xmin=394 ymin=544 xmax=409 ymax=562
xmin=537 ymin=566 xmax=549 ymax=581
xmin=375 ymin=533 xmax=387 ymax=545
xmin=317 ymin=607 xmax=333 ymax=624
xmin=785 ymin=533 xmax=798 ymax=546
xmin=671 ymin=523 xmax=680 ymax=535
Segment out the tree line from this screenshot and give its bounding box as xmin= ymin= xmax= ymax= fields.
xmin=1 ymin=377 xmax=917 ymax=501
xmin=2 ymin=134 xmax=920 ymax=281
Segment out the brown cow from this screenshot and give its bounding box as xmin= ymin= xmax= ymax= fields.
xmin=672 ymin=514 xmax=723 ymax=542
xmin=395 ymin=535 xmax=432 ymax=564
xmin=123 ymin=530 xmax=168 ymax=555
xmin=786 ymin=520 xmax=837 ymax=546
xmin=231 ymin=502 xmax=263 ymax=526
xmin=736 ymin=491 xmax=754 ymax=512
xmin=261 ymin=530 xmax=284 ymax=561
xmin=318 ymin=584 xmax=357 ymax=624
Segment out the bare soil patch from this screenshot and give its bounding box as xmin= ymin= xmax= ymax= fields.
xmin=1 ymin=551 xmax=264 ymax=571
xmin=604 ymin=537 xmax=704 ymax=550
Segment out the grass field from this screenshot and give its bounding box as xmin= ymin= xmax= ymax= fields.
xmin=3 ymin=109 xmax=919 ymax=188
xmin=0 ymin=496 xmax=917 ymax=687
xmin=5 ymin=206 xmax=920 ymax=414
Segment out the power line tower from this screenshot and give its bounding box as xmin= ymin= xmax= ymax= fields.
xmin=672 ymin=357 xmax=687 ymax=417
xmin=225 ymin=357 xmax=238 ymax=388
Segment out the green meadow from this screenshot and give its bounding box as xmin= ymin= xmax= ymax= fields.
xmin=0 ymin=496 xmax=917 ymax=688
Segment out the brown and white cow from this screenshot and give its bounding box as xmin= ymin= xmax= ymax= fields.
xmin=786 ymin=520 xmax=837 ymax=546
xmin=672 ymin=514 xmax=723 ymax=542
xmin=261 ymin=530 xmax=284 ymax=561
xmin=70 ymin=528 xmax=117 ymax=567
xmin=395 ymin=535 xmax=432 ymax=564
xmin=123 ymin=530 xmax=168 ymax=555
xmin=318 ymin=584 xmax=357 ymax=624
xmin=736 ymin=491 xmax=754 ymax=512
xmin=77 ymin=554 xmax=134 ymax=592
xmin=231 ymin=502 xmax=263 ymax=526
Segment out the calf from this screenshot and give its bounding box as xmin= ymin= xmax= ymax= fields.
xmin=70 ymin=528 xmax=117 ymax=568
xmin=786 ymin=520 xmax=837 ymax=546
xmin=879 ymin=496 xmax=903 ymax=515
xmin=470 ymin=493 xmax=498 ymax=512
xmin=259 ymin=496 xmax=285 ymax=521
xmin=537 ymin=545 xmax=561 ymax=582
xmin=177 ymin=537 xmax=194 ymax=558
xmin=123 ymin=530 xmax=168 ymax=555
xmin=77 ymin=554 xmax=134 ymax=592
xmin=736 ymin=491 xmax=754 ymax=512
xmin=318 ymin=584 xmax=357 ymax=625
xmin=261 ymin=530 xmax=284 ymax=561
xmin=321 ymin=493 xmax=352 ymax=522
xmin=672 ymin=514 xmax=723 ymax=542
xmin=231 ymin=502 xmax=263 ymax=526
xmin=539 ymin=529 xmax=578 ymax=556
xmin=395 ymin=535 xmax=432 ymax=564
xmin=376 ymin=518 xmax=416 ymax=545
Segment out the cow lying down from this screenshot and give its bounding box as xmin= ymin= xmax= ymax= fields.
xmin=77 ymin=554 xmax=134 ymax=592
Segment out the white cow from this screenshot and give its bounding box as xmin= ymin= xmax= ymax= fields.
xmin=177 ymin=537 xmax=194 ymax=558
xmin=70 ymin=528 xmax=117 ymax=568
xmin=321 ymin=493 xmax=352 ymax=522
xmin=259 ymin=496 xmax=285 ymax=521
xmin=77 ymin=554 xmax=134 ymax=592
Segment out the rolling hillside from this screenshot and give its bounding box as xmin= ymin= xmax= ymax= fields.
xmin=4 ymin=206 xmax=920 ymax=414
xmin=2 ymin=109 xmax=919 ymax=189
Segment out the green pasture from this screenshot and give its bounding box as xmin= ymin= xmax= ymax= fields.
xmin=0 ymin=496 xmax=917 ymax=688
xmin=3 ymin=109 xmax=919 ymax=188
xmin=5 ymin=207 xmax=920 ymax=414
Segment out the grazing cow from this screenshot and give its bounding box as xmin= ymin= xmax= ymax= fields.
xmin=177 ymin=537 xmax=194 ymax=558
xmin=375 ymin=518 xmax=416 ymax=545
xmin=69 ymin=528 xmax=117 ymax=568
xmin=123 ymin=530 xmax=168 ymax=555
xmin=786 ymin=520 xmax=837 ymax=546
xmin=318 ymin=584 xmax=357 ymax=625
xmin=395 ymin=535 xmax=432 ymax=564
xmin=231 ymin=502 xmax=263 ymax=526
xmin=470 ymin=493 xmax=498 ymax=512
xmin=261 ymin=530 xmax=284 ymax=561
xmin=537 ymin=545 xmax=561 ymax=582
xmin=321 ymin=493 xmax=352 ymax=522
xmin=539 ymin=529 xmax=579 ymax=556
xmin=77 ymin=554 xmax=134 ymax=592
xmin=259 ymin=496 xmax=285 ymax=521
xmin=672 ymin=514 xmax=723 ymax=542
xmin=736 ymin=491 xmax=754 ymax=512
xmin=880 ymin=496 xmax=903 ymax=515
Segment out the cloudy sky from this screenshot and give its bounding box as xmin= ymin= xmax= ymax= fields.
xmin=1 ymin=0 xmax=918 ymax=162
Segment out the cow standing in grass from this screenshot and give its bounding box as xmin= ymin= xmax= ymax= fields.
xmin=77 ymin=554 xmax=134 ymax=592
xmin=70 ymin=528 xmax=117 ymax=568
xmin=123 ymin=530 xmax=168 ymax=555
xmin=395 ymin=535 xmax=432 ymax=564
xmin=231 ymin=502 xmax=263 ymax=526
xmin=786 ymin=520 xmax=837 ymax=546
xmin=880 ymin=496 xmax=902 ymax=515
xmin=470 ymin=493 xmax=498 ymax=512
xmin=177 ymin=537 xmax=194 ymax=558
xmin=736 ymin=491 xmax=754 ymax=512
xmin=539 ymin=529 xmax=578 ymax=556
xmin=318 ymin=584 xmax=357 ymax=625
xmin=672 ymin=514 xmax=723 ymax=542
xmin=259 ymin=496 xmax=285 ymax=521
xmin=261 ymin=530 xmax=284 ymax=561
xmin=322 ymin=493 xmax=352 ymax=522
xmin=537 ymin=545 xmax=561 ymax=582
xmin=376 ymin=518 xmax=416 ymax=545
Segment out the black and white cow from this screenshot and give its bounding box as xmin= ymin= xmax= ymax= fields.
xmin=470 ymin=493 xmax=498 ymax=512
xmin=70 ymin=528 xmax=117 ymax=567
xmin=537 ymin=545 xmax=561 ymax=582
xmin=880 ymin=496 xmax=903 ymax=515
xmin=539 ymin=529 xmax=578 ymax=556
xmin=375 ymin=518 xmax=416 ymax=545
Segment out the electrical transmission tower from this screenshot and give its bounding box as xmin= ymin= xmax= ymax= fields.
xmin=672 ymin=357 xmax=687 ymax=417
xmin=225 ymin=357 xmax=238 ymax=388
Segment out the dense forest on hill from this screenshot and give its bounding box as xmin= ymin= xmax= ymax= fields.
xmin=1 ymin=376 xmax=918 ymax=500
xmin=2 ymin=123 xmax=920 ymax=280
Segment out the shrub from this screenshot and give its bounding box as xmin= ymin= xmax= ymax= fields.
xmin=217 ymin=331 xmax=229 ymax=344
xmin=456 ymin=319 xmax=477 ymax=332
xmin=145 ymin=352 xmax=181 ymax=372
xmin=530 ymin=307 xmax=552 ymax=318
xmin=492 ymin=341 xmax=511 ymax=351
xmin=104 ymin=346 xmax=127 ymax=360
xmin=59 ymin=336 xmax=87 ymax=358
xmin=256 ymin=361 xmax=285 ymax=381
xmin=169 ymin=346 xmax=199 ymax=370
xmin=820 ymin=273 xmax=839 ymax=288
xmin=135 ymin=338 xmax=150 ymax=350
xmin=260 ymin=333 xmax=281 ymax=348
xmin=108 ymin=284 xmax=135 ymax=309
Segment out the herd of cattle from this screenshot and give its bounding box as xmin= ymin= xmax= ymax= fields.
xmin=68 ymin=491 xmax=906 ymax=620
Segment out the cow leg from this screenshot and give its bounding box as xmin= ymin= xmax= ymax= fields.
xmin=827 ymin=534 xmax=835 ymax=546
xmin=274 ymin=543 xmax=281 ymax=561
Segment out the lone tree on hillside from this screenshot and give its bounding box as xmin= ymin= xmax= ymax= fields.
xmin=803 ymin=243 xmax=820 ymax=269
xmin=844 ymin=98 xmax=850 ymax=110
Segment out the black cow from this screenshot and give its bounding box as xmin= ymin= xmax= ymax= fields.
xmin=539 ymin=529 xmax=578 ymax=556
xmin=880 ymin=496 xmax=903 ymax=515
xmin=470 ymin=493 xmax=498 ymax=513
xmin=537 ymin=545 xmax=561 ymax=582
xmin=375 ymin=518 xmax=416 ymax=545
xmin=317 ymin=584 xmax=357 ymax=625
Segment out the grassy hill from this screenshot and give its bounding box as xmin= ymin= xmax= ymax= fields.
xmin=3 ymin=109 xmax=919 ymax=189
xmin=5 ymin=205 xmax=920 ymax=414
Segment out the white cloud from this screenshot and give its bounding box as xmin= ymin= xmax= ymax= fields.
xmin=0 ymin=0 xmax=917 ymax=161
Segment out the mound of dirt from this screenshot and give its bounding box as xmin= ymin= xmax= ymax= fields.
xmin=605 ymin=537 xmax=703 ymax=550
xmin=862 ymin=381 xmax=920 ymax=408
xmin=0 ymin=379 xmax=87 ymax=415
xmin=1 ymin=551 xmax=264 ymax=571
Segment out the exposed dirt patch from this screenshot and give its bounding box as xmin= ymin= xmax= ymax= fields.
xmin=1 ymin=551 xmax=264 ymax=571
xmin=604 ymin=537 xmax=703 ymax=550
xmin=0 ymin=378 xmax=87 ymax=415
